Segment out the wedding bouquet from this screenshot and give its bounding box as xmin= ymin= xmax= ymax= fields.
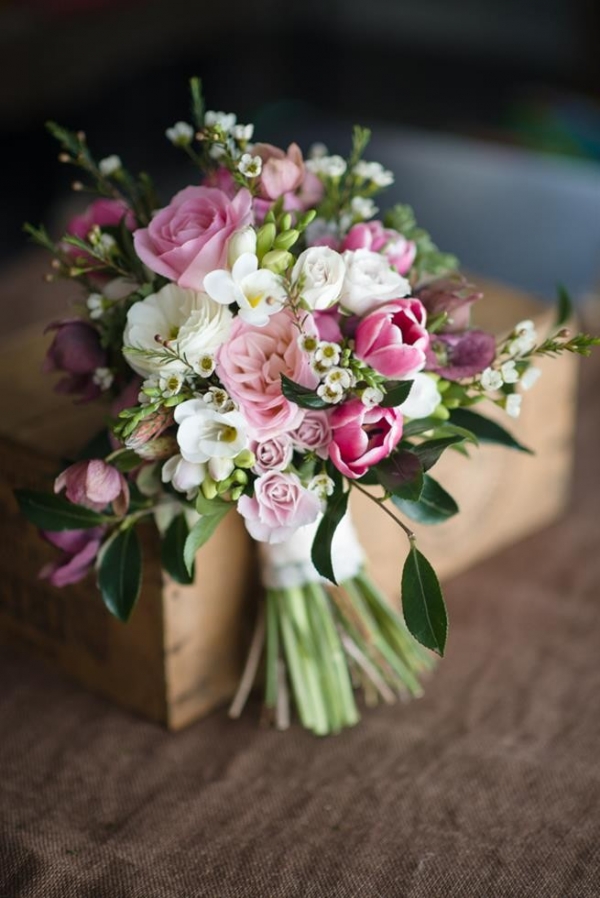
xmin=17 ymin=80 xmax=598 ymax=735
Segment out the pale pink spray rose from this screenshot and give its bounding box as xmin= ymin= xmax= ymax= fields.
xmin=217 ymin=310 xmax=319 ymax=440
xmin=67 ymin=198 xmax=135 ymax=243
xmin=133 ymin=186 xmax=253 ymax=290
xmin=354 ymin=298 xmax=430 ymax=379
xmin=341 ymin=221 xmax=416 ymax=275
xmin=329 ymin=400 xmax=403 ymax=479
xmin=43 ymin=319 xmax=107 ymax=402
xmin=55 ymin=460 xmax=129 ymax=516
xmin=238 ymin=471 xmax=322 ymax=543
xmin=39 ymin=528 xmax=105 ymax=588
xmin=290 ymin=410 xmax=332 ymax=460
xmin=251 ymin=435 xmax=294 ymax=475
xmin=252 ymin=142 xmax=324 ymax=221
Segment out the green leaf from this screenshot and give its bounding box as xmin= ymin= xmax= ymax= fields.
xmin=402 ymin=418 xmax=477 ymax=444
xmin=402 ymin=546 xmax=447 ymax=655
xmin=15 ymin=490 xmax=107 ymax=531
xmin=161 ymin=515 xmax=194 ymax=585
xmin=412 ymin=435 xmax=465 ymax=471
xmin=556 ymin=284 xmax=573 ymax=328
xmin=189 ymin=76 xmax=204 ymax=129
xmin=391 ymin=475 xmax=459 ymax=525
xmin=281 ymin=374 xmax=328 ymax=410
xmin=195 ymin=493 xmax=232 ymax=516
xmin=98 ymin=527 xmax=142 ymax=622
xmin=379 ymin=380 xmax=413 ymax=408
xmin=376 ymin=451 xmax=423 ymax=501
xmin=449 ymin=408 xmax=533 ymax=454
xmin=184 ymin=505 xmax=231 ymax=575
xmin=311 ymin=486 xmax=350 ymax=585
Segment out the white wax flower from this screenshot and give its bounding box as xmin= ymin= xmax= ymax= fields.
xmin=521 ymin=366 xmax=542 ymax=391
xmin=204 ymin=253 xmax=287 ymax=327
xmin=306 ymin=155 xmax=347 ymax=177
xmin=204 ymin=110 xmax=237 ymax=133
xmin=308 ymin=142 xmax=328 ymax=159
xmin=92 ymin=367 xmax=113 ymax=391
xmin=228 ymin=227 xmax=257 ymax=266
xmin=87 ymin=293 xmax=103 ymax=320
xmin=307 ymin=474 xmax=335 ymax=498
xmin=159 ymin=371 xmax=184 ymax=397
xmin=340 ymin=249 xmax=410 ymax=316
xmin=238 ymin=154 xmax=262 ymax=177
xmin=124 ymin=284 xmax=233 ymax=377
xmin=313 ymin=341 xmax=341 ymax=368
xmin=317 ymin=381 xmax=345 ymax=404
xmin=175 ymin=398 xmax=248 ymax=463
xmin=292 ymin=246 xmax=346 ymax=311
xmin=325 ymin=367 xmax=354 ymax=390
xmin=505 ymin=394 xmax=522 ymax=418
xmin=162 ymin=454 xmax=206 ymax=498
xmin=480 ymin=367 xmax=503 ymax=392
xmin=398 ymin=373 xmax=441 ymax=419
xmin=99 ymin=155 xmax=122 ymax=176
xmin=351 ymin=196 xmax=378 ymax=220
xmin=232 ymin=123 xmax=254 ymax=142
xmin=509 ymin=320 xmax=537 ymax=356
xmin=361 ymin=386 xmax=384 ymax=408
xmin=166 ymin=122 xmax=194 ymax=145
xmin=354 ymin=160 xmax=394 ymax=187
xmin=500 ymin=360 xmax=520 ymax=384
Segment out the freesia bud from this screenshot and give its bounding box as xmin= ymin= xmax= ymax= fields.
xmin=227 ymin=226 xmax=257 ymax=266
xmin=256 ymin=222 xmax=276 ymax=259
xmin=261 ymin=249 xmax=293 ymax=275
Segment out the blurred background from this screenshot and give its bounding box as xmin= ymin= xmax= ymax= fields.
xmin=2 ymin=0 xmax=600 ymax=304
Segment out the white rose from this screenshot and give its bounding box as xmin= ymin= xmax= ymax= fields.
xmin=292 ymin=247 xmax=346 ymax=311
xmin=398 ymin=373 xmax=442 ymax=420
xmin=123 ymin=283 xmax=232 ymax=377
xmin=340 ymin=249 xmax=410 ymax=316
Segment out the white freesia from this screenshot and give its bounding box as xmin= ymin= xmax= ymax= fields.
xmin=340 ymin=249 xmax=410 ymax=315
xmin=162 ymin=454 xmax=206 ymax=498
xmin=175 ymin=398 xmax=248 ymax=463
xmin=204 ymin=253 xmax=287 ymax=326
xmin=123 ymin=283 xmax=232 ymax=377
xmin=208 ymin=457 xmax=235 ymax=482
xmin=292 ymin=247 xmax=345 ymax=311
xmin=398 ymin=373 xmax=442 ymax=419
xmin=228 ymin=227 xmax=257 ymax=266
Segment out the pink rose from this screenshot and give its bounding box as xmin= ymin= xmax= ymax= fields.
xmin=252 ymin=143 xmax=324 ymax=222
xmin=354 ymin=299 xmax=430 ymax=379
xmin=40 ymin=527 xmax=104 ymax=588
xmin=43 ymin=319 xmax=107 ymax=402
xmin=55 ymin=460 xmax=129 ymax=516
xmin=251 ymin=434 xmax=294 ymax=474
xmin=238 ymin=471 xmax=321 ymax=543
xmin=133 ymin=186 xmax=253 ymax=290
xmin=67 ymin=198 xmax=135 ymax=243
xmin=329 ymin=400 xmax=404 ymax=479
xmin=217 ymin=310 xmax=318 ymax=440
xmin=341 ymin=221 xmax=416 ymax=275
xmin=290 ymin=411 xmax=332 ymax=460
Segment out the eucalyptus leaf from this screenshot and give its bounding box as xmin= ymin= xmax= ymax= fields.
xmin=98 ymin=527 xmax=142 ymax=622
xmin=184 ymin=505 xmax=231 ymax=575
xmin=15 ymin=490 xmax=107 ymax=531
xmin=281 ymin=374 xmax=328 ymax=410
xmin=402 ymin=546 xmax=447 ymax=655
xmin=449 ymin=408 xmax=533 ymax=454
xmin=311 ymin=486 xmax=349 ymax=584
xmin=379 ymin=380 xmax=413 ymax=408
xmin=391 ymin=475 xmax=459 ymax=525
xmin=161 ymin=514 xmax=194 ymax=584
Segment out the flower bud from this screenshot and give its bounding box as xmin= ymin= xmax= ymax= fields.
xmin=227 ymin=226 xmax=257 ymax=266
xmin=233 ymin=449 xmax=256 ymax=469
xmin=261 ymin=249 xmax=293 ymax=275
xmin=256 ymin=222 xmax=276 ymax=259
xmin=201 ymin=477 xmax=218 ymax=500
xmin=54 ymin=460 xmax=129 ymax=516
xmin=273 ymin=229 xmax=299 ymax=251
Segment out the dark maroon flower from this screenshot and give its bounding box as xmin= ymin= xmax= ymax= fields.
xmin=39 ymin=527 xmax=104 ymax=588
xmin=417 ymin=276 xmax=483 ymax=333
xmin=426 ymin=330 xmax=496 ymax=381
xmin=44 ymin=319 xmax=107 ymax=402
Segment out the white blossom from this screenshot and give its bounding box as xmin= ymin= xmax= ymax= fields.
xmin=480 ymin=367 xmax=503 ymax=392
xmin=123 ymin=283 xmax=232 ymax=377
xmin=228 ymin=227 xmax=257 ymax=266
xmin=521 ymin=366 xmax=542 ymax=391
xmin=314 ymin=341 xmax=342 ymax=368
xmin=361 ymin=386 xmax=385 ymax=408
xmin=238 ymin=153 xmax=262 ymax=177
xmin=159 ymin=371 xmax=185 ymax=397
xmin=175 ymin=398 xmax=248 ymax=463
xmin=162 ymin=454 xmax=206 ymax=499
xmin=298 ymin=333 xmax=319 ymax=354
xmin=340 ymin=249 xmax=410 ymax=316
xmin=398 ymin=373 xmax=441 ymax=419
xmin=324 ymin=367 xmax=354 ymax=390
xmin=508 ymin=320 xmax=537 ymax=356
xmin=204 ymin=110 xmax=237 ymax=133
xmin=232 ymin=123 xmax=254 ymax=142
xmin=505 ymin=394 xmax=522 ymax=418
xmin=306 ymin=155 xmax=347 ymax=178
xmin=99 ymin=155 xmax=122 ymax=176
xmin=165 ymin=121 xmax=194 ymax=145
xmin=500 ymin=360 xmax=520 ymax=384
xmin=208 ymin=457 xmax=235 ymax=482
xmin=354 ymin=160 xmax=394 ymax=187
xmin=292 ymin=246 xmax=346 ymax=311
xmin=351 ymin=196 xmax=378 ymax=220
xmin=203 ymin=386 xmax=235 ymax=412
xmin=308 ymin=142 xmax=328 ymax=159
xmin=307 ymin=473 xmax=335 ymax=498
xmin=317 ymin=381 xmax=345 ymax=404
xmin=92 ymin=367 xmax=113 ymax=390
xmin=87 ymin=293 xmax=104 ymax=320
xmin=204 ymin=252 xmax=287 ymax=327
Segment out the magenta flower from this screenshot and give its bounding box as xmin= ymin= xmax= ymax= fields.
xmin=55 ymin=460 xmax=129 ymax=516
xmin=354 ymin=299 xmax=430 ymax=379
xmin=329 ymin=400 xmax=403 ymax=479
xmin=43 ymin=319 xmax=107 ymax=402
xmin=67 ymin=198 xmax=135 ymax=244
xmin=341 ymin=221 xmax=416 ymax=275
xmin=40 ymin=527 xmax=104 ymax=587
xmin=133 ymin=186 xmax=253 ymax=290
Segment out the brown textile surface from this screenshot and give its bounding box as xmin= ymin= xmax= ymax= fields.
xmin=1 ymin=355 xmax=599 ymax=898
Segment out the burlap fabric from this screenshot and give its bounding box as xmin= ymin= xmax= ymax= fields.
xmin=1 ymin=356 xmax=599 ymax=898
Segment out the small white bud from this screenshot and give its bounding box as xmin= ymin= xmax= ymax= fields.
xmin=500 ymin=360 xmax=520 ymax=384
xmin=308 ymin=473 xmax=335 ymax=498
xmin=99 ymin=155 xmax=122 ymax=177
xmin=92 ymin=367 xmax=114 ymax=391
xmin=361 ymin=386 xmax=384 ymax=408
xmin=505 ymin=394 xmax=522 ymax=418
xmin=520 ymin=366 xmax=542 ymax=391
xmin=166 ymin=121 xmax=194 ymax=146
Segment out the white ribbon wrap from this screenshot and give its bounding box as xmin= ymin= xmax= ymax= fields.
xmin=259 ymin=513 xmax=365 ymax=590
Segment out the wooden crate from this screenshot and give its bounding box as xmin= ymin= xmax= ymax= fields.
xmin=0 ymin=256 xmax=578 ymax=728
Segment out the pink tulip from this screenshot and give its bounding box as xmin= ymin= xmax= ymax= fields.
xmin=341 ymin=221 xmax=416 ymax=275
xmin=55 ymin=460 xmax=129 ymax=516
xmin=354 ymin=299 xmax=429 ymax=379
xmin=329 ymin=400 xmax=403 ymax=479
